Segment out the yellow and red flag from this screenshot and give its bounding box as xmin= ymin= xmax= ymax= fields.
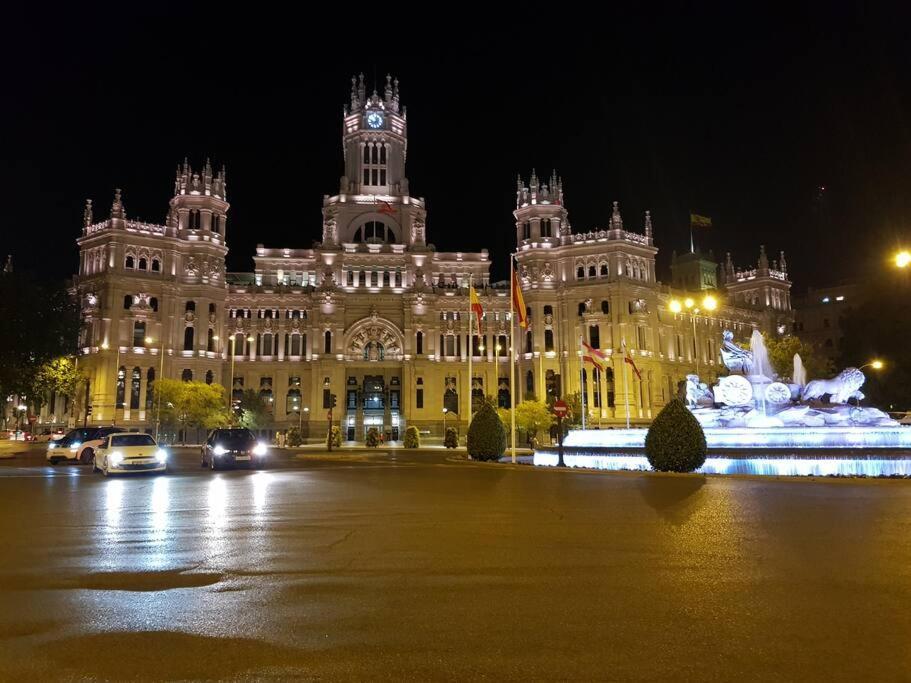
xmin=511 ymin=267 xmax=527 ymax=329
xmin=621 ymin=339 xmax=642 ymax=380
xmin=375 ymin=199 xmax=396 ymax=216
xmin=581 ymin=340 xmax=608 ymax=371
xmin=469 ymin=284 xmax=484 ymax=329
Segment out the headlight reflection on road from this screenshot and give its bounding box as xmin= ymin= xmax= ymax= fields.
xmin=150 ymin=476 xmax=170 ymax=538
xmin=208 ymin=476 xmax=228 ymax=529
xmin=105 ymin=479 xmax=124 ymax=527
xmin=251 ymin=471 xmax=271 ymax=515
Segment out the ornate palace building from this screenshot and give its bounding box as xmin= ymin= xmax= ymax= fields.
xmin=70 ymin=74 xmax=793 ymax=440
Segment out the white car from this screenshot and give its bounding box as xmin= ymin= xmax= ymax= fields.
xmin=90 ymin=432 xmax=169 ymax=476
xmin=47 ymin=427 xmax=119 ymax=465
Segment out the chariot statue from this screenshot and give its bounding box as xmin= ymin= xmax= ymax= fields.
xmin=720 ymin=330 xmax=754 ymax=374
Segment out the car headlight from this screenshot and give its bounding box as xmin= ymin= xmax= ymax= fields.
xmin=155 ymin=449 xmax=168 ymax=464
xmin=48 ymin=443 xmax=57 ymax=450
xmin=213 ymin=445 xmax=227 ymax=456
xmin=70 ymin=442 xmax=81 ymax=452
xmin=253 ymin=442 xmax=267 ymax=456
xmin=109 ymin=452 xmax=124 ymax=465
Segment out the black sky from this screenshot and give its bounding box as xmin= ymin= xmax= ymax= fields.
xmin=4 ymin=4 xmax=911 ymax=292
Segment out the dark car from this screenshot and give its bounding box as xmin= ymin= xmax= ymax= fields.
xmin=201 ymin=428 xmax=268 ymax=470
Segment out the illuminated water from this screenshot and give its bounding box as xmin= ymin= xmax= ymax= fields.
xmin=534 ymin=451 xmax=911 ymax=477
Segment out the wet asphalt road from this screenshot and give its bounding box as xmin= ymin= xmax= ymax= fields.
xmin=1 ymin=445 xmax=910 ymax=681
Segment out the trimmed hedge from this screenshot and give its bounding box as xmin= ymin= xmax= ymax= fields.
xmin=286 ymin=427 xmax=303 ymax=447
xmin=645 ymin=398 xmax=707 ymax=472
xmin=467 ymin=402 xmax=507 ymax=461
xmin=444 ymin=427 xmax=458 ymax=449
xmin=366 ymin=427 xmax=380 ymax=447
xmin=404 ymin=425 xmax=420 ymax=448
xmin=326 ymin=425 xmax=341 ymax=448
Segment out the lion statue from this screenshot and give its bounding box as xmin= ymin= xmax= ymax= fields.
xmin=801 ymin=368 xmax=865 ymax=404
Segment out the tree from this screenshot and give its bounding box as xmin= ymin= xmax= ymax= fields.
xmin=237 ymin=389 xmax=271 ymax=430
xmin=403 ymin=425 xmax=420 ymax=448
xmin=154 ymin=379 xmax=229 ymax=441
xmin=467 ymin=401 xmax=507 ymax=461
xmin=444 ymin=427 xmax=458 ymax=449
xmin=763 ymin=334 xmax=834 ymax=382
xmin=366 ymin=427 xmax=380 ymax=447
xmin=644 ymin=398 xmax=707 ymax=472
xmin=326 ymin=425 xmax=341 ymax=448
xmin=514 ymin=400 xmax=554 ymax=443
xmin=0 ymin=270 xmax=79 ymax=401
xmin=31 ymin=357 xmax=84 ymax=413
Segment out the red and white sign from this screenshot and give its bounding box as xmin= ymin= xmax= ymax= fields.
xmin=553 ymin=400 xmax=568 ymax=417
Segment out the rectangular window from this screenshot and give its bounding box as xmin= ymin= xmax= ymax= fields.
xmin=416 ymin=388 xmax=424 ymax=409
xmin=589 ymin=325 xmax=600 ymax=349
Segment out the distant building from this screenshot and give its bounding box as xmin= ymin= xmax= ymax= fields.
xmin=63 ymin=74 xmax=793 ymax=440
xmin=792 ymin=282 xmax=863 ymax=365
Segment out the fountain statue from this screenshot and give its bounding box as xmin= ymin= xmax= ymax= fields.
xmin=793 ymin=353 xmax=807 ymax=388
xmin=720 ymin=330 xmax=754 ymax=374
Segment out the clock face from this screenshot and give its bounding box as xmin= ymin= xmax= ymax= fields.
xmin=366 ymin=111 xmax=384 ymax=129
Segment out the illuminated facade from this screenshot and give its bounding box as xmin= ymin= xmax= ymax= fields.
xmin=70 ymin=74 xmax=793 ymax=440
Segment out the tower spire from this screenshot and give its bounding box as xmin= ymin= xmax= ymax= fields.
xmin=83 ymin=199 xmax=93 ymax=229
xmin=644 ymin=210 xmax=652 ymax=242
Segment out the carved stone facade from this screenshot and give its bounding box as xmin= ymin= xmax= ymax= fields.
xmin=69 ymin=75 xmax=793 ymax=439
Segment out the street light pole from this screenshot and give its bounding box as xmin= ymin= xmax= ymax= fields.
xmin=155 ymin=336 xmax=165 ymax=441
xmin=442 ymin=407 xmax=448 ymax=442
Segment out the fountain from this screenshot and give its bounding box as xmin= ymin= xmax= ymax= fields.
xmin=536 ymin=328 xmax=911 ymax=475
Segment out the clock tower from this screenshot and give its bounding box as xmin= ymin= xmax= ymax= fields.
xmin=341 ymin=73 xmax=408 ymax=196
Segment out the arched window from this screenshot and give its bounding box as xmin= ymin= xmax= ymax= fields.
xmin=233 ymin=333 xmax=245 ymax=356
xmin=589 ymin=325 xmax=600 ymax=349
xmin=578 ymin=302 xmax=586 ymax=316
xmin=497 ymin=378 xmax=511 ymax=408
xmin=541 ymin=219 xmax=551 ymax=237
xmin=146 ymin=368 xmax=155 ymax=410
xmin=183 ymin=326 xmax=194 ymax=351
xmin=525 ymin=330 xmax=533 ymax=353
xmin=324 ymin=330 xmax=332 ymax=354
xmin=209 ymin=303 xmax=216 ymax=315
xmin=526 ymin=369 xmax=534 ymax=395
xmin=150 ymin=297 xmax=158 ymax=312
xmin=544 ymin=329 xmax=555 ymax=352
xmin=290 ymin=333 xmax=302 ymax=356
xmin=355 ymin=221 xmax=395 ymax=244
xmin=123 ymin=295 xmax=132 ymax=309
xmin=261 ymin=333 xmax=273 ymax=356
xmin=207 ymin=328 xmax=215 ymax=352
xmin=286 ymin=387 xmax=301 ymax=413
xmin=181 ymin=369 xmax=193 ymax=382
xmin=138 ymin=257 xmax=147 ymax=270
xmin=151 ymin=258 xmax=161 ymax=272
xmin=205 ymin=370 xmax=214 ymax=385
xmin=114 ymin=366 xmax=126 ymax=409
xmin=125 ymin=256 xmax=135 ymax=269
xmin=600 ymin=263 xmax=608 ymax=276
xmin=416 ymin=331 xmax=424 ymax=355
xmin=543 ymin=305 xmax=553 ymax=316
xmin=601 ymin=300 xmax=610 ymax=314
xmin=576 ymin=266 xmax=585 ymax=279
xmin=588 ymin=265 xmax=596 ymax=278
xmin=130 ymin=367 xmax=141 ymax=409
xmin=185 ymin=301 xmax=195 ymax=313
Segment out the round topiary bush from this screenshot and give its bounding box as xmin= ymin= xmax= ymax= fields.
xmin=326 ymin=425 xmax=341 ymax=448
xmin=286 ymin=427 xmax=303 ymax=447
xmin=467 ymin=402 xmax=507 ymax=461
xmin=444 ymin=427 xmax=458 ymax=449
xmin=645 ymin=398 xmax=707 ymax=472
xmin=404 ymin=425 xmax=420 ymax=448
xmin=365 ymin=427 xmax=380 ymax=447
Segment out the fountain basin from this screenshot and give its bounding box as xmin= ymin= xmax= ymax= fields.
xmin=534 ymin=450 xmax=911 ymax=477
xmin=562 ymin=426 xmax=911 ymax=450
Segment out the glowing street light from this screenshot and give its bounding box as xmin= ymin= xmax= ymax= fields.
xmin=895 ymin=251 xmax=911 ymax=269
xmin=668 ymin=294 xmax=723 ymax=375
xmin=860 ymin=359 xmax=884 ymax=371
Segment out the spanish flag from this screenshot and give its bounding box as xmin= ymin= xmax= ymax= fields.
xmin=690 ymin=213 xmax=712 ymax=228
xmin=512 ymin=268 xmax=527 ymax=329
xmin=469 ymin=284 xmax=484 ymax=329
xmin=581 ymin=340 xmax=608 ymax=371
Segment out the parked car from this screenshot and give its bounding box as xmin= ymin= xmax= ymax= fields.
xmin=35 ymin=428 xmax=65 ymax=443
xmin=8 ymin=430 xmax=35 ymax=442
xmin=46 ymin=427 xmax=120 ymax=465
xmin=90 ymin=432 xmax=168 ymax=476
xmin=201 ymin=428 xmax=268 ymax=470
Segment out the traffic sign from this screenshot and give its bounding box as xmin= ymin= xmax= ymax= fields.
xmin=27 ymin=415 xmax=37 ymax=424
xmin=553 ymin=400 xmax=568 ymax=417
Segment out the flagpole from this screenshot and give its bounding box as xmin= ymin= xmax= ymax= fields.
xmin=467 ymin=272 xmax=473 ymax=430
xmin=623 ymin=341 xmax=631 ymax=429
xmin=579 ymin=335 xmax=586 ymax=430
xmin=509 ymin=258 xmax=517 ymax=464
xmin=689 ymin=215 xmax=695 ymax=254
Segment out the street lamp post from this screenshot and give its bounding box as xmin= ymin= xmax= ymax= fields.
xmin=442 ymin=407 xmax=448 ymax=441
xmin=100 ymin=341 xmax=121 ymax=425
xmin=669 ymin=295 xmax=718 ymax=377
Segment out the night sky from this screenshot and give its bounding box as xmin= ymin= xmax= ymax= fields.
xmin=5 ymin=4 xmax=910 ymax=292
